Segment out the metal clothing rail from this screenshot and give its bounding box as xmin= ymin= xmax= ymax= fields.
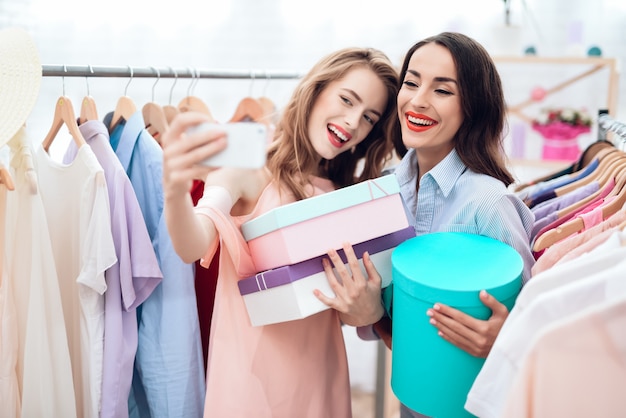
xmin=41 ymin=64 xmax=304 ymax=80
xmin=598 ymin=110 xmax=626 ymax=147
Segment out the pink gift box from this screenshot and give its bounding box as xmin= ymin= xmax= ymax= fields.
xmin=238 ymin=226 xmax=415 ymax=326
xmin=241 ymin=175 xmax=409 ymax=272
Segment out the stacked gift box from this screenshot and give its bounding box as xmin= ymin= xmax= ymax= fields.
xmin=239 ymin=174 xmax=414 ymax=326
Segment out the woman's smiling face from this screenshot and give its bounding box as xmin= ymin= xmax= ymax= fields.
xmin=307 ymin=66 xmax=388 ymax=161
xmin=397 ymin=42 xmax=463 ymax=162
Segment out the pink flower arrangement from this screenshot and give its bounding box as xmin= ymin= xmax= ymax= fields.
xmin=532 ymin=107 xmax=592 ymax=161
xmin=532 ymin=107 xmax=592 ymax=139
xmin=532 ymin=121 xmax=591 ymax=141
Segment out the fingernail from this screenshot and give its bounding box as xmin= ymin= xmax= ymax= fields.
xmin=433 ymin=303 xmax=441 ymax=311
xmin=426 ymin=309 xmax=433 ymax=317
xmin=430 ymin=318 xmax=436 ymax=325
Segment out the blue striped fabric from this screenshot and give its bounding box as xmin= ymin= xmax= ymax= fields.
xmin=391 ymin=148 xmax=536 ymax=283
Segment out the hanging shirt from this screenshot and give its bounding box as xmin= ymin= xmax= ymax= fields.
xmin=190 ymin=179 xmax=219 ymax=374
xmin=501 ymin=294 xmax=626 ymax=417
xmin=64 ymin=120 xmax=163 ymax=418
xmin=466 ymin=236 xmax=626 ymax=418
xmin=531 ymin=209 xmax=626 ymax=276
xmin=516 ymin=157 xmax=600 ymax=206
xmin=108 ymin=111 xmax=204 ymax=418
xmin=531 ymin=180 xmax=599 ymax=222
xmin=0 ymin=183 xmax=20 ymax=418
xmin=531 ymin=178 xmax=617 ymax=259
xmin=36 ymin=142 xmax=117 ymax=418
xmin=4 ymin=131 xmax=77 ymax=418
xmin=554 ymin=210 xmax=626 ymax=266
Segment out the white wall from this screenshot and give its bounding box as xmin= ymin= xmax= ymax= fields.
xmin=2 ymin=0 xmax=625 ymax=158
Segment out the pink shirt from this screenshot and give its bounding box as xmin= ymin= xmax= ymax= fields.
xmin=502 ymin=296 xmax=626 ymax=417
xmin=532 ymin=204 xmax=626 ymax=276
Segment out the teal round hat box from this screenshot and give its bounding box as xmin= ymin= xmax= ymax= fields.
xmin=390 ymin=232 xmax=523 ymax=417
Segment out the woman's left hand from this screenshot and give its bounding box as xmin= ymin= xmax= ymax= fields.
xmin=426 ymin=290 xmax=509 ymax=358
xmin=314 ymin=242 xmax=385 ymax=327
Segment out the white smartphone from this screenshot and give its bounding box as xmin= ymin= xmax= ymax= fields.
xmin=187 ymin=122 xmax=268 ymax=169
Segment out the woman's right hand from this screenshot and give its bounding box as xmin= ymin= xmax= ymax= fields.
xmin=161 ymin=111 xmax=228 ymax=201
xmin=315 ymin=242 xmax=385 ymax=327
xmin=161 ymin=112 xmax=232 ymax=263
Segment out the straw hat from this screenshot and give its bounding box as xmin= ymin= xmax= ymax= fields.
xmin=0 ymin=27 xmax=42 ymax=148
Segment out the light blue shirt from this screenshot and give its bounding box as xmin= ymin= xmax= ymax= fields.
xmin=110 ymin=112 xmax=205 ymax=418
xmin=393 ymin=148 xmax=535 ymax=283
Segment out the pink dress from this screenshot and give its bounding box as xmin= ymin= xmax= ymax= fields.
xmin=194 ymin=177 xmax=351 ymax=418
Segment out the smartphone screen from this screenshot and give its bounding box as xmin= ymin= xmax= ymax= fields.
xmin=187 ymin=122 xmax=268 ymax=169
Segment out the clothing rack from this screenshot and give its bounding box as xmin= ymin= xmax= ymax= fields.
xmin=41 ymin=64 xmax=303 ymax=80
xmin=598 ymin=110 xmax=626 ymax=148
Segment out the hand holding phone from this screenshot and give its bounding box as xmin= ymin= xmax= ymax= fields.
xmin=186 ymin=122 xmax=268 ymax=169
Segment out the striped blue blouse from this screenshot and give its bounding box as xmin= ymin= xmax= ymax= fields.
xmin=392 ymin=148 xmax=536 ymax=283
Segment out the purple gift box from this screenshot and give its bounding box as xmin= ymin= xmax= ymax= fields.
xmin=238 ymin=226 xmax=415 ymax=326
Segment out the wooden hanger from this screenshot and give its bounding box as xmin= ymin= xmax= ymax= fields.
xmin=110 ymin=66 xmax=138 ymax=131
xmin=515 ymin=142 xmax=616 ymax=194
xmin=533 ymin=203 xmax=592 ymax=252
xmin=596 ymin=165 xmax=626 ymax=219
xmin=163 ymin=105 xmax=180 ymax=124
xmin=229 ymin=97 xmax=265 ymax=123
xmin=257 ymin=96 xmax=275 ymax=113
xmin=513 ymin=163 xmax=573 ymax=194
xmin=554 ymin=153 xmax=626 ymax=219
xmin=258 ymin=96 xmax=279 ymax=125
xmin=79 ymin=67 xmax=98 ymax=125
xmin=532 ymin=212 xmax=586 ymax=253
xmin=0 ymin=166 xmax=15 ymax=191
xmin=573 ymin=140 xmax=615 ymax=171
xmin=583 ymin=151 xmax=626 ymax=191
xmin=514 ymin=141 xmax=615 ymax=193
xmin=533 ymin=161 xmax=626 ymax=252
xmin=143 ymin=102 xmax=169 ymax=143
xmin=552 ymin=147 xmax=621 ymax=196
xmin=178 ymin=96 xmax=214 ymax=119
xmin=162 ymin=67 xmax=181 ymax=124
xmin=111 ymin=96 xmax=136 ymax=130
xmin=554 ymin=165 xmax=620 ymax=220
xmin=142 ymin=67 xmax=169 ymax=143
xmin=177 ymin=68 xmax=215 ymax=120
xmin=41 ymin=96 xmax=87 ymax=153
xmin=80 ymin=96 xmax=98 ymax=125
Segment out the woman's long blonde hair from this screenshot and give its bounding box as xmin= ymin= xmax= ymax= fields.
xmin=266 ymin=47 xmax=399 ymax=200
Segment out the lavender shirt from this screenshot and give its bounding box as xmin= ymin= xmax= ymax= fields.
xmin=64 ymin=120 xmax=163 ymax=418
